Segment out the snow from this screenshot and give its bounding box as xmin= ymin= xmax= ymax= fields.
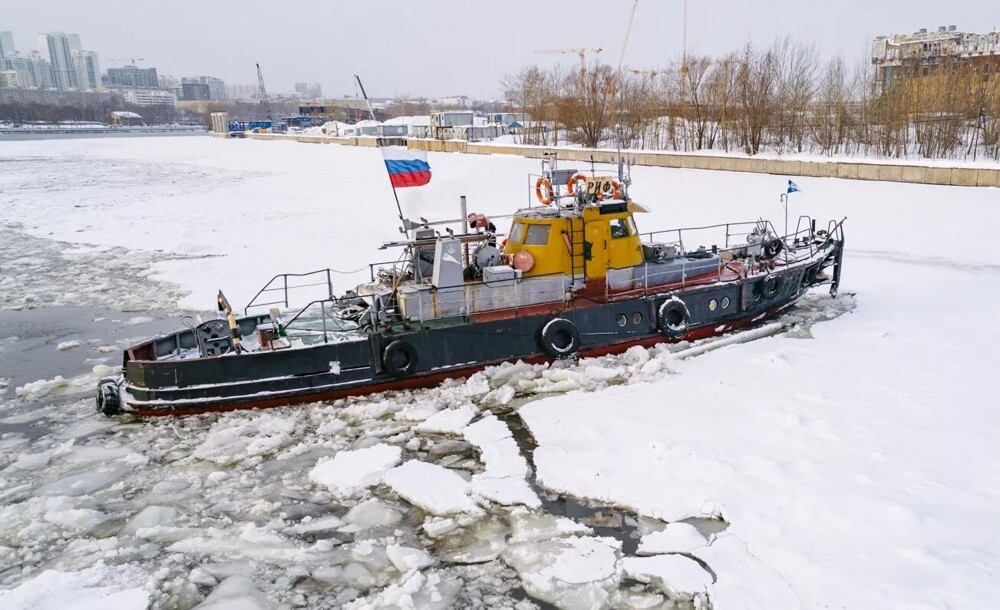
xmin=385 ymin=544 xmax=435 ymax=572
xmin=463 ymin=415 xmax=540 ymax=507
xmin=636 ymin=522 xmax=709 ymax=555
xmin=520 ymin=256 xmax=1000 ymax=608
xmin=2 ymin=135 xmax=999 ymax=609
xmin=503 ymin=536 xmax=621 ymax=609
xmin=0 ymin=565 xmax=149 ymax=610
xmin=191 ymin=575 xmax=272 ymax=610
xmin=415 ymin=404 xmax=478 ymax=434
xmin=384 ymin=460 xmax=479 ymax=515
xmin=120 ymin=505 xmax=179 ymax=536
xmin=620 ymin=554 xmax=713 ymax=596
xmin=308 ymin=443 xmax=402 ymax=497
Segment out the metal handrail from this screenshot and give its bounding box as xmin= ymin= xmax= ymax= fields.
xmin=245 ymin=268 xmax=336 ymax=313
xmin=280 ymin=297 xmax=360 ymax=342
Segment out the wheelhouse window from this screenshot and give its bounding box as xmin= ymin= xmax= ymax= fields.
xmin=524 ymin=224 xmax=551 ymax=246
xmin=508 ymin=222 xmax=526 ymax=244
xmin=610 ymin=218 xmax=632 ymax=239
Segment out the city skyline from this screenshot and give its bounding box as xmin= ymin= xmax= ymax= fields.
xmin=3 ymin=0 xmax=995 ymax=99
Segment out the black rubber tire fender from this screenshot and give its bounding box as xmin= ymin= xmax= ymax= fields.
xmin=658 ymin=299 xmax=690 ymax=337
xmin=764 ymin=274 xmax=784 ymax=298
xmin=96 ymin=379 xmax=122 ymax=417
xmin=540 ymin=318 xmax=582 ymax=359
xmin=383 ymin=340 xmax=418 ymax=377
xmin=762 ymin=238 xmax=784 ymax=259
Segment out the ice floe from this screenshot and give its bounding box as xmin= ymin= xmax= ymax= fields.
xmin=308 ymin=443 xmax=402 ymax=497
xmin=384 ymin=460 xmax=479 ymax=516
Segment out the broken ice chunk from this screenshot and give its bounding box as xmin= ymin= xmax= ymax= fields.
xmin=308 ymin=443 xmax=402 ymax=498
xmin=636 ymin=521 xmax=708 ymax=555
xmin=384 ymin=460 xmax=478 ymax=516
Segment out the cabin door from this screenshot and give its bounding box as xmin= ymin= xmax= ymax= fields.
xmin=583 ymin=218 xmax=609 ymax=281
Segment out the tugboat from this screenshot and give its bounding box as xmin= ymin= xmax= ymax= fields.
xmin=97 ymin=157 xmax=845 ymax=416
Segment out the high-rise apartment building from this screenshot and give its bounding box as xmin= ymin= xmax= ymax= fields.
xmin=1 ymin=51 xmax=54 ymax=88
xmin=38 ymin=32 xmax=78 ymax=89
xmin=182 ymin=76 xmax=226 ymax=100
xmin=180 ymin=81 xmax=211 ymax=101
xmin=106 ymin=65 xmax=159 ymax=88
xmin=0 ymin=31 xmax=15 ymax=58
xmin=71 ymin=50 xmax=101 ymax=90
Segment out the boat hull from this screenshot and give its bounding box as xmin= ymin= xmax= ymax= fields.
xmin=121 ymin=263 xmax=825 ymax=417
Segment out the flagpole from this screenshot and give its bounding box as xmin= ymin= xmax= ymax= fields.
xmin=781 ymin=192 xmax=788 ymax=240
xmin=355 ymin=74 xmax=406 ymax=228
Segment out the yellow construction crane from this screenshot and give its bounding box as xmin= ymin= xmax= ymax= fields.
xmin=618 ymin=0 xmax=639 ymax=72
xmin=534 ymin=47 xmax=603 ymax=93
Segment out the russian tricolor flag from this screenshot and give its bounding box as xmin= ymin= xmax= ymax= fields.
xmin=382 ymin=146 xmax=431 ymax=188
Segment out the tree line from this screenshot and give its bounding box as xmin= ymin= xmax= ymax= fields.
xmin=0 ymin=99 xmax=187 ymax=125
xmin=502 ymin=38 xmax=1000 ymax=162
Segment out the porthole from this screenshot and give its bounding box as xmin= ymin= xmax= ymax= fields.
xmin=721 ymin=296 xmax=731 ymax=309
xmin=616 ymin=314 xmax=627 ymax=327
xmin=632 ymin=312 xmax=643 ymax=325
xmin=708 ymin=299 xmax=718 ymax=311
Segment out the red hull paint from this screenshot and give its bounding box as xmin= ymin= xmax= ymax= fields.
xmin=129 ymin=303 xmax=790 ymax=418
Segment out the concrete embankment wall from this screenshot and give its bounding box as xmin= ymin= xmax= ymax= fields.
xmin=211 ymin=131 xmax=1000 ymax=188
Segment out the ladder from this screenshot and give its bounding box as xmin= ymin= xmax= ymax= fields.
xmin=567 ymin=218 xmax=587 ymax=288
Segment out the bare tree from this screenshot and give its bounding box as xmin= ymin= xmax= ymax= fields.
xmin=734 ymin=42 xmax=778 ymax=155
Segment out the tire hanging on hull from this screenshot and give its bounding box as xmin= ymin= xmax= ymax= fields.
xmin=383 ymin=340 xmax=418 ymax=377
xmin=658 ymin=299 xmax=690 ymax=338
xmin=540 ymin=318 xmax=581 ymax=359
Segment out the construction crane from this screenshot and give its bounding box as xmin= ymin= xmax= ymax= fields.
xmin=618 ymin=0 xmax=639 ymax=72
xmin=534 ymin=47 xmax=603 ymax=93
xmin=256 ymin=63 xmax=272 ymax=122
xmin=680 ymin=0 xmax=689 ymax=95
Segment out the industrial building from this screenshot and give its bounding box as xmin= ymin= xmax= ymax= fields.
xmin=872 ymin=27 xmax=1000 ymax=83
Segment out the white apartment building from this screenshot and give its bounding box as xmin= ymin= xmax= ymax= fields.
xmin=71 ymin=50 xmax=101 ymax=90
xmin=38 ymin=32 xmax=77 ymax=89
xmin=0 ymin=31 xmax=15 ymax=58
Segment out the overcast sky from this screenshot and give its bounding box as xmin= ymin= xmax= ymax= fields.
xmin=3 ymin=0 xmax=995 ymax=98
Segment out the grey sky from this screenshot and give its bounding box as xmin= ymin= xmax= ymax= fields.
xmin=3 ymin=0 xmax=995 ymax=99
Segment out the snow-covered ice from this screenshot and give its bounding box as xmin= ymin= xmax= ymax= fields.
xmin=463 ymin=415 xmax=540 ymax=508
xmin=2 ymin=135 xmax=998 ymax=609
xmin=636 ymin=522 xmax=709 ymax=555
xmin=308 ymin=443 xmax=402 ymax=497
xmin=384 ymin=460 xmax=479 ymax=515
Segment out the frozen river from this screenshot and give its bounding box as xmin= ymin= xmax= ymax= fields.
xmin=1 ymin=136 xmax=998 ymax=609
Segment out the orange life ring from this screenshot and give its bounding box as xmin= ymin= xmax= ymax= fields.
xmin=605 ymin=180 xmax=622 ymax=201
xmin=535 ymin=177 xmax=554 ymax=205
xmin=566 ymin=173 xmax=587 ymax=195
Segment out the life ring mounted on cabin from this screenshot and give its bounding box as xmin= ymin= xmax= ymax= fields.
xmin=383 ymin=340 xmax=418 ymax=377
xmin=540 ymin=318 xmax=581 ymax=359
xmin=535 ymin=177 xmax=554 ymax=205
xmin=567 ymin=174 xmax=622 ymax=201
